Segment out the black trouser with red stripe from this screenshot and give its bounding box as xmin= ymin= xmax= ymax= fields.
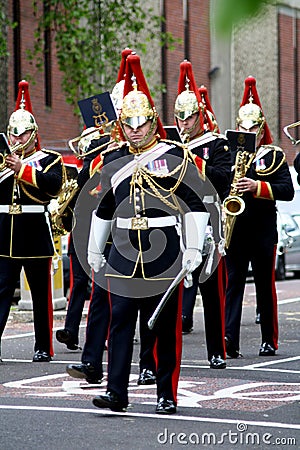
xmin=0 ymin=256 xmax=53 ymax=356
xmin=64 ymin=251 xmax=90 ymax=345
xmin=106 ymin=284 xmax=182 ymax=406
xmin=182 ymin=255 xmax=226 ymax=360
xmin=81 ymin=279 xmax=111 ymax=378
xmin=225 ymin=244 xmax=278 ymax=351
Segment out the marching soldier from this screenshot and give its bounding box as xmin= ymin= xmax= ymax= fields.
xmin=224 ymin=76 xmax=294 ymax=358
xmin=175 ymin=61 xmax=231 ymax=369
xmin=88 ymin=54 xmax=209 ymax=414
xmin=55 ymin=126 xmax=109 ymax=354
xmin=0 ymin=80 xmax=64 ymax=361
xmin=62 ymin=49 xmax=132 ymax=384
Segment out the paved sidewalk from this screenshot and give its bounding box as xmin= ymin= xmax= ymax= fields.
xmin=9 ymin=300 xmax=91 ymax=323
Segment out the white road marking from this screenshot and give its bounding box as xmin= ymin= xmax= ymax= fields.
xmin=278 ymin=297 xmax=300 ymax=304
xmin=0 ymin=404 xmax=299 ymax=430
xmin=2 ymin=355 xmax=300 ymax=374
xmin=3 ymin=372 xmax=300 ymax=404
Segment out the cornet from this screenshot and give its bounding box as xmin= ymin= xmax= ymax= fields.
xmin=0 ymin=133 xmax=26 ymax=171
xmin=283 ymin=120 xmax=300 ymax=145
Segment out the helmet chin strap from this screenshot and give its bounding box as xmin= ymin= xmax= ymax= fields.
xmin=178 ymin=115 xmax=201 ymax=143
xmin=10 ymin=129 xmax=37 ymax=156
xmin=120 ymin=117 xmax=158 ymax=149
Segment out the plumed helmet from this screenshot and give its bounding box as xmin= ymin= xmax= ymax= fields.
xmin=174 ymin=89 xmax=198 ymax=121
xmin=7 ymin=80 xmax=40 ymax=150
xmin=121 ymin=83 xmax=154 ymax=129
xmin=175 ymin=60 xmax=207 ymax=131
xmin=237 ymin=76 xmax=272 ymax=145
xmin=8 ymin=109 xmax=38 ymax=137
xmin=119 ymin=53 xmax=166 ymax=140
xmin=236 ymin=101 xmax=265 ymax=130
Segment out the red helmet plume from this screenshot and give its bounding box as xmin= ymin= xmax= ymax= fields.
xmin=198 ymin=85 xmax=219 ymax=133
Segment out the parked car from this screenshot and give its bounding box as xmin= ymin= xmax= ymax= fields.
xmin=248 ymin=210 xmax=300 ymax=281
xmin=275 ymin=211 xmax=295 ymax=280
xmin=277 ymin=211 xmax=300 ymax=279
xmin=275 ymin=166 xmax=300 ymax=279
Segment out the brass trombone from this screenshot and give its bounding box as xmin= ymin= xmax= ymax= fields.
xmin=283 ymin=120 xmax=300 ymax=145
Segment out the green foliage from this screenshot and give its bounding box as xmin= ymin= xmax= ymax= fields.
xmin=215 ymin=0 xmax=275 ymax=35
xmin=0 ymin=8 xmax=17 ymax=57
xmin=25 ymin=0 xmax=178 ymax=110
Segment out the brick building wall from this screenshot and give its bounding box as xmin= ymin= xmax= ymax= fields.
xmin=7 ymin=0 xmax=80 ymax=153
xmin=278 ymin=9 xmax=300 ymax=164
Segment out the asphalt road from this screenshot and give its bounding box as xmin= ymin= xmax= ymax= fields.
xmin=1 ymin=276 xmax=299 ymax=450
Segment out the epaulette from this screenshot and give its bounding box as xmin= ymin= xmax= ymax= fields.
xmin=261 ymin=144 xmax=283 ymax=153
xmin=41 ymin=148 xmax=64 ymax=170
xmin=212 ymin=131 xmax=228 ymax=140
xmin=161 ymin=138 xmax=188 ymax=150
xmin=101 ymin=141 xmax=126 ymax=158
xmin=43 ymin=148 xmax=63 ymax=158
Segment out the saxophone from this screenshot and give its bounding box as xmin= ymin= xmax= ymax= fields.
xmin=49 ymin=178 xmax=79 ymax=236
xmin=223 ymin=150 xmax=254 ymax=248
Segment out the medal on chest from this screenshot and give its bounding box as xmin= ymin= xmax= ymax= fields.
xmin=147 ymin=158 xmax=169 ymax=175
xmin=256 ymin=158 xmax=266 ymax=170
xmin=202 ymin=147 xmax=209 ymax=160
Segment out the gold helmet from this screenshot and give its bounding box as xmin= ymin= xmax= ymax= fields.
xmin=7 ymin=80 xmax=39 ymax=153
xmin=174 ymin=89 xmax=198 ymax=121
xmin=121 ymin=84 xmax=155 ymax=129
xmin=7 ymin=108 xmax=38 ymax=137
xmin=237 ymin=76 xmax=272 ymax=145
xmin=236 ymin=99 xmax=265 ymax=131
xmin=119 ymin=53 xmax=165 ymax=147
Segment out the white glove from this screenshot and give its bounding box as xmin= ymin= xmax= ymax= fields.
xmin=182 ymin=211 xmax=210 ymax=276
xmin=88 ymin=251 xmax=106 ymax=273
xmin=87 ymin=210 xmax=112 ymax=272
xmin=182 ymin=248 xmax=202 ymax=273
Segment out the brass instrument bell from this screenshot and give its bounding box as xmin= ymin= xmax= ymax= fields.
xmin=283 ymin=120 xmax=300 ymax=146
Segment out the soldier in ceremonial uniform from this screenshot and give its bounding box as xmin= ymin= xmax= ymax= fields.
xmin=55 ymin=126 xmax=110 ymax=356
xmin=88 ymin=54 xmax=209 ymax=414
xmin=224 ymin=76 xmax=294 ymax=358
xmin=0 ymin=80 xmax=64 ymax=362
xmin=61 ymin=128 xmax=111 ymax=382
xmin=175 ymin=60 xmax=231 ymax=369
xmin=62 ymin=50 xmax=132 ymax=384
